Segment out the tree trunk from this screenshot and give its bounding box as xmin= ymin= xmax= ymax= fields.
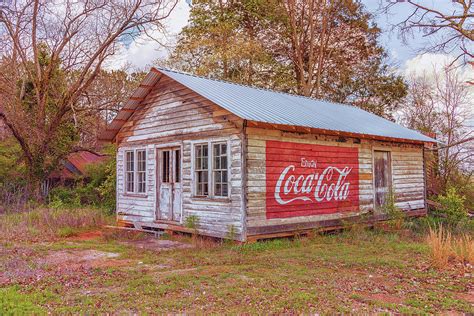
xmin=26 ymin=164 xmax=46 ymax=203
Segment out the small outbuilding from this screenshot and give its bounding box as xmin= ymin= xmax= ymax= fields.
xmin=99 ymin=68 xmax=436 ymax=241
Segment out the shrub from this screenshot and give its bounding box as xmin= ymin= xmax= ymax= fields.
xmin=184 ymin=215 xmax=200 ymax=230
xmin=436 ymin=187 xmax=467 ymax=226
xmin=381 ymin=189 xmax=406 ymax=230
xmin=48 ymin=186 xmax=80 ymax=208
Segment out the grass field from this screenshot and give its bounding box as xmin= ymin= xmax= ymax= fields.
xmin=1 ymin=220 xmax=473 ymax=314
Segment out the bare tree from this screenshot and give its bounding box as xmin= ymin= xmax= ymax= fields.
xmin=401 ymin=74 xmax=439 ymax=134
xmin=0 ymin=0 xmax=177 ymax=198
xmin=385 ymin=0 xmax=474 ymax=64
xmin=434 ymin=66 xmax=473 ymax=185
xmin=78 ymin=69 xmax=145 ymax=149
xmin=402 ymin=65 xmax=473 ymax=190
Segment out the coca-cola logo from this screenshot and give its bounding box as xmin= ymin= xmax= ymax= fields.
xmin=275 ymin=164 xmax=353 ymax=205
xmin=266 ymin=141 xmax=359 ymax=219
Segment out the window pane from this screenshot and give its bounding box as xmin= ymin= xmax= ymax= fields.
xmin=125 ymin=151 xmax=134 ymax=193
xmin=195 ymin=144 xmax=209 ymax=196
xmin=137 ymin=150 xmax=146 ymax=193
xmin=162 ymin=151 xmax=170 ymax=183
xmin=175 ymin=149 xmax=181 ymax=183
xmin=221 ymin=156 xmax=227 ymax=169
xmin=212 ymin=143 xmax=228 ymax=197
xmin=214 ymin=154 xmax=220 ymax=169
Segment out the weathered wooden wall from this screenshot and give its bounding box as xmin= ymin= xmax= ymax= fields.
xmin=245 ymin=127 xmax=425 ymax=236
xmin=116 ymin=74 xmax=246 ymax=240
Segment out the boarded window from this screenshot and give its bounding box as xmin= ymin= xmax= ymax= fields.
xmin=374 ymin=150 xmax=392 ymax=209
xmin=137 ymin=150 xmax=147 ymax=193
xmin=213 ymin=143 xmax=228 ymax=197
xmin=195 ymin=144 xmax=209 ymax=196
xmin=125 ymin=151 xmax=135 ymax=193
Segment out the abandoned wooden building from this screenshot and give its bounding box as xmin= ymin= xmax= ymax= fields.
xmin=99 ymin=68 xmax=437 ymax=241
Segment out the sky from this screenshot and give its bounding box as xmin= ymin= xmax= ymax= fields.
xmin=108 ymin=0 xmax=472 ymax=80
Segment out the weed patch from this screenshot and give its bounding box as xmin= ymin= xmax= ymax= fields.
xmin=0 ymin=286 xmax=45 ymax=314
xmin=0 ymin=207 xmax=112 ymax=242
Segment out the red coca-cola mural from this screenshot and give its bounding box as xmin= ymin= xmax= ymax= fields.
xmin=266 ymin=140 xmax=359 ymax=219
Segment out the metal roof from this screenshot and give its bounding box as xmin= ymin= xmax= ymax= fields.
xmin=158 ymin=68 xmax=435 ymax=143
xmin=100 ymin=67 xmax=436 ymax=143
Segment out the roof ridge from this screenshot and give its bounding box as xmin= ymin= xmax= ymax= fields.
xmin=155 ymin=67 xmax=355 ymax=110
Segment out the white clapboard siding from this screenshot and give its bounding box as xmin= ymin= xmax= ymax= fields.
xmin=116 ymin=76 xmax=245 ymax=240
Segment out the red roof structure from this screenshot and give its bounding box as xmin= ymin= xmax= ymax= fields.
xmin=49 ymin=151 xmax=108 ymax=180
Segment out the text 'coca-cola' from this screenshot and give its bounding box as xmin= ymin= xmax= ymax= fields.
xmin=265 ymin=140 xmax=360 ymax=219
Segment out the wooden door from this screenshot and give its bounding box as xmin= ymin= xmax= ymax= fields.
xmin=374 ymin=150 xmax=391 ymax=211
xmin=157 ymin=148 xmax=182 ymax=221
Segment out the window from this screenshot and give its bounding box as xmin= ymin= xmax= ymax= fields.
xmin=193 ymin=141 xmax=229 ymax=198
xmin=213 ymin=143 xmax=228 ymax=196
xmin=125 ymin=149 xmax=147 ymax=194
xmin=195 ymin=144 xmax=209 ymax=196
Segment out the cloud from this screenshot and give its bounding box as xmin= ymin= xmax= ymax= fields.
xmin=105 ymin=0 xmax=190 ymax=71
xmin=402 ymin=53 xmax=474 ymax=82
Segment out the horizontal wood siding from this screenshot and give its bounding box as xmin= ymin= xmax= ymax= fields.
xmin=116 ymin=75 xmax=245 ymax=240
xmin=245 ymin=127 xmax=425 ymax=234
xmin=391 ymin=147 xmax=425 ymax=210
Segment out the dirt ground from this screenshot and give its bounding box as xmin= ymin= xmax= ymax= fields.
xmin=1 ymin=231 xmax=193 ymax=286
xmin=0 ymin=228 xmax=473 ymax=314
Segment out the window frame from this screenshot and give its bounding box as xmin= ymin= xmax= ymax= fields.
xmin=124 ymin=148 xmax=147 ymax=196
xmin=191 ymin=139 xmax=231 ymax=199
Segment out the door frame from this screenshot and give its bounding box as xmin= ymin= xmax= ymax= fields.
xmin=155 ymin=143 xmax=183 ymax=223
xmin=372 ymin=147 xmax=393 ymax=212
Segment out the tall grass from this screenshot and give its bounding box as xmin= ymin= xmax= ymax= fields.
xmin=0 ymin=183 xmax=31 ymax=214
xmin=0 ymin=207 xmax=111 ymax=242
xmin=452 ymin=234 xmax=474 ymax=264
xmin=426 ymin=226 xmax=453 ymax=268
xmin=426 ymin=225 xmax=474 ymax=268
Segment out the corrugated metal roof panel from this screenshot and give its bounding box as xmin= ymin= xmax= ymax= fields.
xmin=158 ymin=68 xmax=435 ymax=143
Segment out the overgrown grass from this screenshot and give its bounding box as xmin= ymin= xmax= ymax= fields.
xmin=0 ymin=224 xmax=472 ymax=314
xmin=0 ymin=207 xmax=112 ymax=242
xmin=426 ymin=225 xmax=474 ymax=268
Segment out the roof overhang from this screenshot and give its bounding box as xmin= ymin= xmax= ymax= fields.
xmin=98 ymin=68 xmax=163 ymax=142
xmin=246 ymin=120 xmax=437 ymax=146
